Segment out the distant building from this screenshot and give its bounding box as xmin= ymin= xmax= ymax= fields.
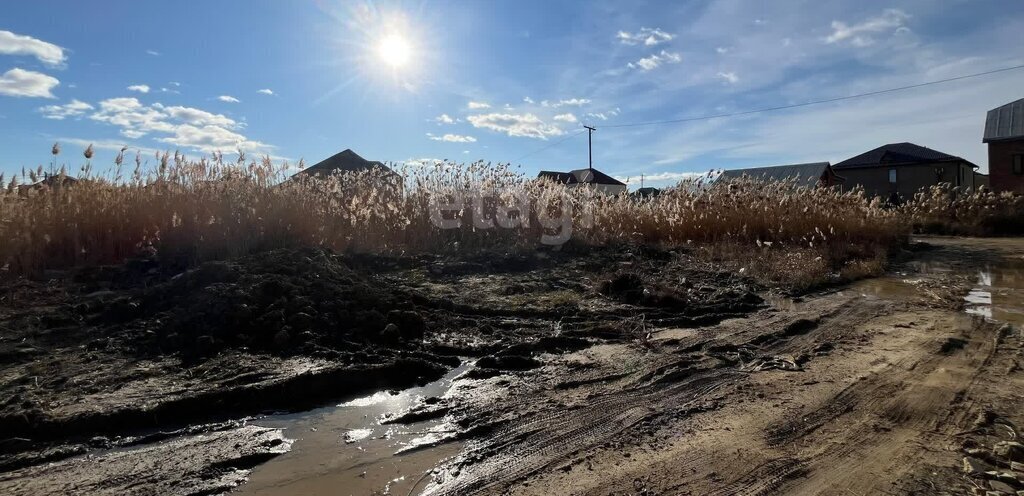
xmin=718 ymin=162 xmax=843 ymax=188
xmin=632 ymin=186 xmax=661 ymax=199
xmin=294 ymin=149 xmax=401 ymax=181
xmin=18 ymin=173 xmax=79 ymax=194
xmin=833 ymin=142 xmax=978 ymax=200
xmin=983 ymin=98 xmax=1024 ymax=194
xmin=537 ymin=168 xmax=627 ymax=195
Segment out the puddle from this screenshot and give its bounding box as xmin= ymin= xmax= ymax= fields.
xmin=848 ymin=254 xmax=1024 ymax=328
xmin=962 ymin=266 xmax=1024 ymax=326
xmin=234 ymin=362 xmax=472 ymax=496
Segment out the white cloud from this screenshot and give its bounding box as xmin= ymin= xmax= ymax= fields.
xmin=716 ymin=71 xmax=739 ymax=84
xmin=127 ymin=84 xmax=150 ymax=93
xmin=614 ymin=171 xmax=709 ymax=186
xmin=39 ymin=99 xmax=93 ymax=120
xmin=467 ymin=112 xmax=565 ymax=140
xmin=404 ymin=157 xmax=446 ymax=167
xmin=826 ymin=9 xmax=910 ymax=46
xmin=716 ymin=47 xmax=730 ymax=54
xmin=467 ymin=101 xmax=491 ymax=109
xmin=627 ymin=50 xmax=682 ymax=71
xmin=161 ymin=105 xmax=236 ymax=127
xmin=158 ymin=124 xmax=272 ymax=154
xmin=435 ymin=113 xmax=456 ymax=124
xmin=428 ymin=133 xmax=476 ymax=143
xmin=585 ymin=108 xmax=621 ymax=121
xmin=523 ymin=96 xmax=534 ymax=104
xmin=88 ymin=96 xmax=273 ymax=154
xmin=91 ymin=97 xmax=175 ymax=138
xmin=617 ymin=27 xmax=675 ymax=46
xmin=217 ymin=95 xmax=240 ymax=103
xmin=0 ymin=68 xmax=59 ymax=98
xmin=549 ymin=98 xmax=591 ymax=108
xmin=553 ymin=113 xmax=578 ymax=123
xmin=0 ymin=30 xmax=65 ymax=66
xmin=146 ymin=49 xmax=160 ymax=56
xmin=257 ymin=88 xmax=274 ymax=95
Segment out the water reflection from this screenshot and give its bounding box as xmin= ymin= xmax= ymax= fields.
xmin=235 ymin=362 xmax=472 ymax=496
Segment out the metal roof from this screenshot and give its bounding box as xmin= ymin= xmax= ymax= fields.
xmin=537 ymin=168 xmax=626 ymax=186
xmin=833 ymin=142 xmax=973 ymax=169
xmin=718 ymin=162 xmax=833 ymax=185
xmin=984 ymin=98 xmax=1024 ymax=142
xmin=296 ymin=149 xmax=399 ymax=177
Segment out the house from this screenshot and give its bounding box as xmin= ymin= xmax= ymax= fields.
xmin=17 ymin=173 xmax=79 ymax=194
xmin=294 ymin=149 xmax=401 ymax=181
xmin=833 ymin=142 xmax=978 ymax=200
xmin=537 ymin=168 xmax=627 ymax=195
xmin=631 ymin=187 xmax=661 ymax=199
xmin=718 ymin=162 xmax=843 ymax=188
xmin=983 ymin=98 xmax=1024 ymax=194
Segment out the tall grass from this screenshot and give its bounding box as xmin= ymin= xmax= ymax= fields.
xmin=0 ymin=146 xmax=908 ymax=284
xmin=901 ymin=184 xmax=1024 ymax=236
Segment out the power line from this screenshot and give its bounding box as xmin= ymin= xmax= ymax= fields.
xmin=513 ymin=129 xmax=586 ymax=162
xmin=601 ymin=63 xmax=1024 ymax=129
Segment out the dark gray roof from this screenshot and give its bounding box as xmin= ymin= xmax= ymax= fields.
xmin=719 ymin=162 xmax=833 ymax=184
xmin=984 ymin=98 xmax=1024 ymax=142
xmin=537 ymin=168 xmax=626 ymax=186
xmin=569 ymin=168 xmax=626 ymax=186
xmin=296 ymin=149 xmax=399 ymax=178
xmin=834 ymin=142 xmax=974 ymax=169
xmin=538 ymin=171 xmax=575 ymax=183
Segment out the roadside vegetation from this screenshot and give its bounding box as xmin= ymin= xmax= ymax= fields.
xmin=902 ymin=183 xmax=1024 ymax=236
xmin=1 ymin=145 xmax=908 ymax=289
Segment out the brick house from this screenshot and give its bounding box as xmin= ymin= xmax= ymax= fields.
xmin=983 ymin=98 xmax=1024 ymax=194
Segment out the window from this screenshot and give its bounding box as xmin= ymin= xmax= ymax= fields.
xmin=1015 ymin=155 xmax=1023 ymax=176
xmin=888 ymin=168 xmax=897 ymax=184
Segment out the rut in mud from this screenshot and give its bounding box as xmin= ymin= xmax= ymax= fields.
xmin=419 ymin=293 xmax=892 ymax=495
xmin=0 ymin=244 xmax=765 ymax=494
xmin=408 ymin=236 xmax=1024 ymax=496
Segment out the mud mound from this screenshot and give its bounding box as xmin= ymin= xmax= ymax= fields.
xmin=598 ymin=272 xmax=762 ymax=313
xmin=98 ymin=248 xmax=427 ymax=359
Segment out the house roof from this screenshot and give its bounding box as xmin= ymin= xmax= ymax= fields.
xmin=718 ymin=162 xmax=837 ymax=185
xmin=984 ymin=98 xmax=1024 ymax=143
xmin=833 ymin=142 xmax=975 ymax=169
xmin=296 ymin=149 xmax=399 ymax=177
xmin=537 ymin=171 xmax=576 ymax=183
xmin=537 ymin=168 xmax=626 ymax=186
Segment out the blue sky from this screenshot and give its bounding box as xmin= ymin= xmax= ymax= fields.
xmin=1 ymin=0 xmax=1023 ymax=187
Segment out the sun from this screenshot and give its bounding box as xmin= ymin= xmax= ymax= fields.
xmin=377 ymin=34 xmax=411 ymax=68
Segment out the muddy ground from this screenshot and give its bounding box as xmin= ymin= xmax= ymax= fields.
xmin=1 ymin=238 xmax=1022 ymax=495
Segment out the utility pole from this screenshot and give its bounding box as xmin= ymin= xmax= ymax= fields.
xmin=584 ymin=125 xmax=596 ymax=171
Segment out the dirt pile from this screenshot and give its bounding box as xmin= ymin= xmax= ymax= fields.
xmin=87 ymin=248 xmax=429 ymax=359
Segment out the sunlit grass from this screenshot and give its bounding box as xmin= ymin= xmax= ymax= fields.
xmin=0 ymin=145 xmax=910 ymax=287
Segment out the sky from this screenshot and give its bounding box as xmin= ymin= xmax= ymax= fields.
xmin=1 ymin=0 xmax=1023 ymax=188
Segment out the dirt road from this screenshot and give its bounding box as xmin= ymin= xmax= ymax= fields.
xmin=408 ymin=236 xmax=1024 ymax=495
xmin=1 ymin=237 xmax=1022 ymax=495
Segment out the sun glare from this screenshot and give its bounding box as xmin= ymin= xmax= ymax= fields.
xmin=377 ymin=34 xmax=411 ymax=68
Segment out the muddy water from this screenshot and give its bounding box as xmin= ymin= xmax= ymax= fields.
xmin=850 ymin=247 xmax=1024 ymax=328
xmin=234 ymin=362 xmax=472 ymax=496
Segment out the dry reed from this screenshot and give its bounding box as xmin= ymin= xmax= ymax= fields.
xmin=0 ymin=145 xmax=910 ymax=286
